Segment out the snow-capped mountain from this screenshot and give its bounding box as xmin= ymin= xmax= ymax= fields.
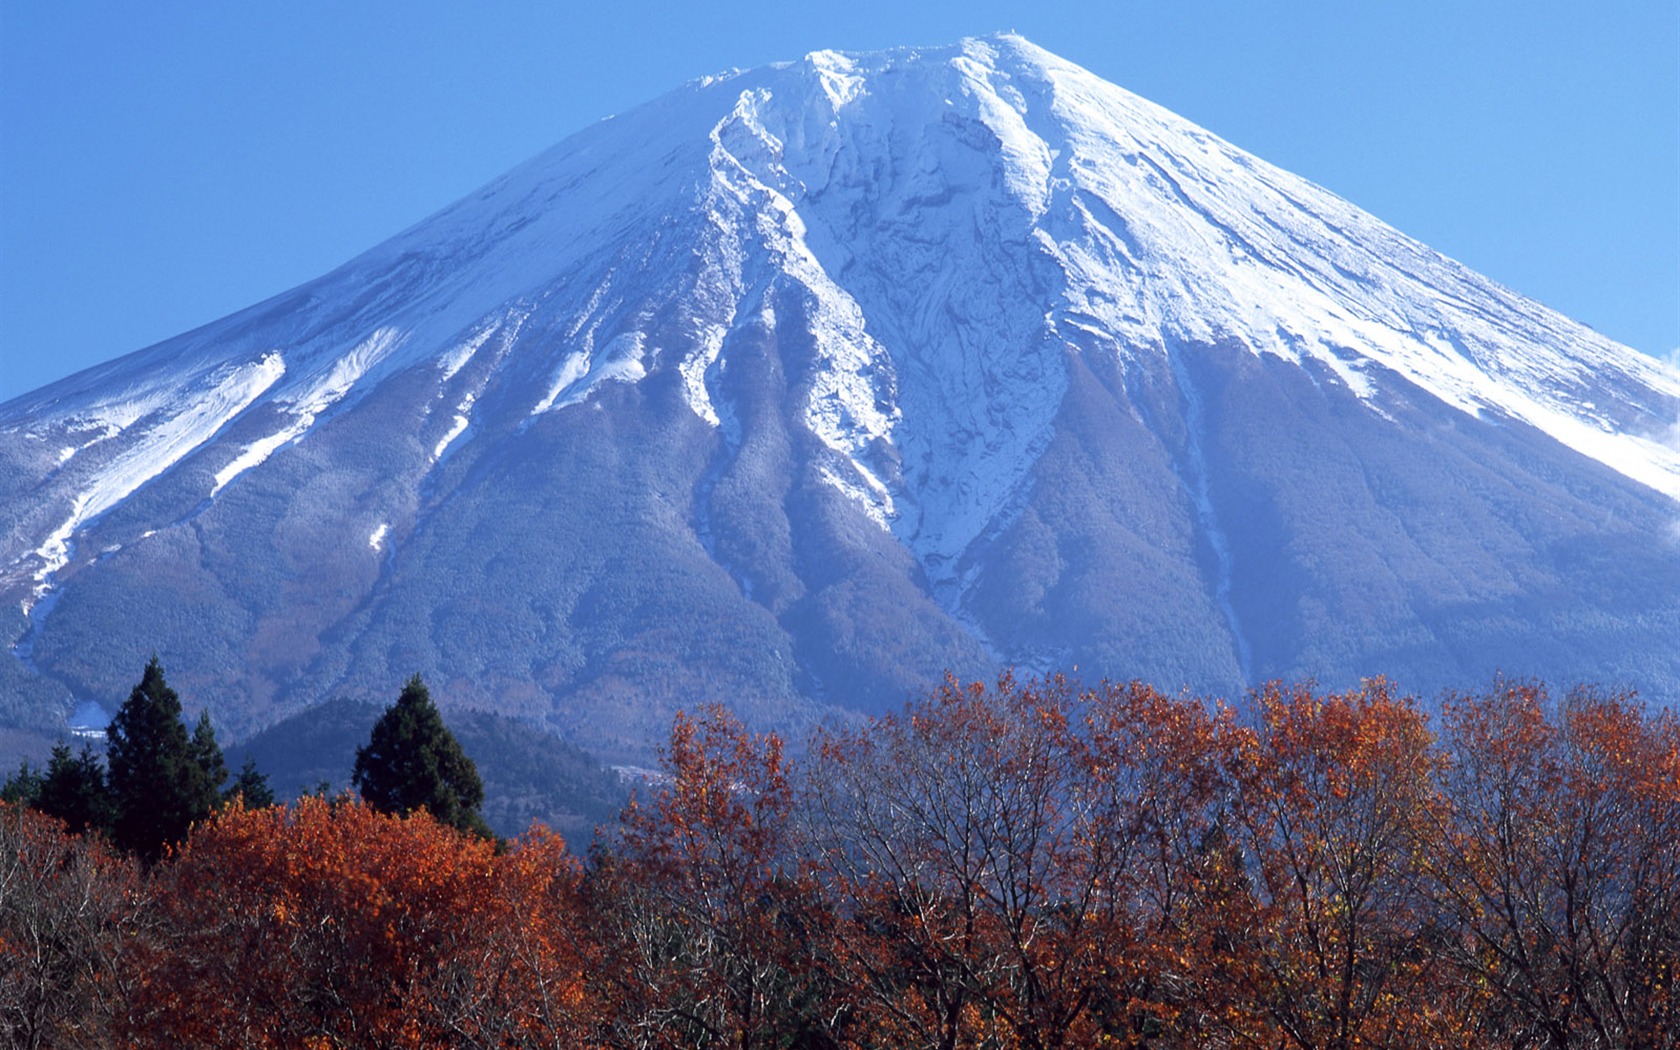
xmin=3 ymin=35 xmax=1677 ymax=758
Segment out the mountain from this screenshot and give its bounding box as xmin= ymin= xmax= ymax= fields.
xmin=3 ymin=35 xmax=1677 ymax=762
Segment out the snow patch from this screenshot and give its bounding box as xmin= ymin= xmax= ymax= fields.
xmin=819 ymin=461 xmax=897 ymax=529
xmin=432 ymin=395 xmax=474 ymax=462
xmin=951 ymin=44 xmax=1053 ymax=220
xmin=212 ymin=328 xmax=403 ymax=495
xmin=706 ymin=89 xmax=901 ymax=528
xmin=24 ymin=351 xmax=286 ymax=603
xmin=678 ymin=327 xmax=727 ymax=427
xmin=437 ymin=325 xmax=498 ymax=382
xmin=369 ymin=523 xmax=389 ymax=551
xmin=806 ymin=49 xmax=865 ymax=111
xmin=935 ymin=36 xmax=1680 ymax=506
xmin=533 ymin=331 xmax=650 ymax=414
xmin=212 ymin=429 xmax=292 ymax=494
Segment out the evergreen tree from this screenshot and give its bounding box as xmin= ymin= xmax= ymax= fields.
xmin=106 ymin=657 xmax=222 ymax=862
xmin=224 ymin=757 xmax=276 ymax=808
xmin=352 ymin=675 xmax=492 ymax=838
xmin=190 ymin=711 xmax=229 ymax=798
xmin=1 ymin=759 xmax=42 ymax=805
xmin=36 ymin=742 xmax=115 ymax=836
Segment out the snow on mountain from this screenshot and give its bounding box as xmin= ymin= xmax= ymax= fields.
xmin=1 ymin=35 xmax=1676 ymax=755
xmin=19 ymin=351 xmax=288 ymax=605
xmin=211 ymin=327 xmax=405 ymax=496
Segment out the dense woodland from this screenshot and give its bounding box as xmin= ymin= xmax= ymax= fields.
xmin=2 ymin=668 xmax=1677 ymax=1049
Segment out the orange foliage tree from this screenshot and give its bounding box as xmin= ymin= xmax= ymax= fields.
xmin=1215 ymin=680 xmax=1461 ymax=1050
xmin=5 ymin=671 xmax=1675 ymax=1050
xmin=592 ymin=704 xmax=832 ymax=1050
xmin=130 ymin=796 xmax=601 ymax=1049
xmin=802 ymin=673 xmax=1231 ymax=1050
xmin=1426 ymin=682 xmax=1680 ymax=1048
xmin=1079 ymin=677 xmax=1248 ymax=1045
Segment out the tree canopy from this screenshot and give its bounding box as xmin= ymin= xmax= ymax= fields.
xmin=35 ymin=742 xmax=113 ymax=837
xmin=352 ymin=674 xmax=491 ymax=839
xmin=106 ymin=656 xmax=225 ymax=862
xmin=5 ymin=671 xmax=1677 ymax=1048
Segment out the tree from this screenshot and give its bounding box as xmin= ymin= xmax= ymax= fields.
xmin=1424 ymin=682 xmax=1680 ymax=1048
xmin=135 ymin=798 xmax=602 ymax=1049
xmin=35 ymin=743 xmax=114 ymax=838
xmin=222 ymin=758 xmax=275 ymax=808
xmin=352 ymin=674 xmax=492 ymax=838
xmin=106 ymin=657 xmax=223 ymax=862
xmin=0 ymin=803 xmax=151 ymax=1050
xmin=189 ymin=712 xmax=228 ymax=799
xmin=1 ymin=760 xmax=42 ymax=806
xmin=1081 ymin=677 xmax=1251 ymax=1044
xmin=598 ymin=704 xmax=832 ymax=1050
xmin=1218 ymin=679 xmax=1458 ymax=1050
xmin=804 ymin=674 xmax=1191 ymax=1050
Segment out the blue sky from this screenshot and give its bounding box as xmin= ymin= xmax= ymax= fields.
xmin=2 ymin=1 xmax=1675 ymax=401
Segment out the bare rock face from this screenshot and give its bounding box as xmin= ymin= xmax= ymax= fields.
xmin=3 ymin=36 xmax=1677 ymax=760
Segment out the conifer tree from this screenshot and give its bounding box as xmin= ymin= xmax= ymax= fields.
xmin=189 ymin=711 xmax=229 ymax=798
xmin=224 ymin=757 xmax=276 ymax=808
xmin=106 ymin=657 xmax=223 ymax=862
xmin=36 ymin=742 xmax=115 ymax=836
xmin=1 ymin=759 xmax=42 ymax=805
xmin=352 ymin=675 xmax=492 ymax=838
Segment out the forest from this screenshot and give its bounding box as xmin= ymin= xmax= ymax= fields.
xmin=2 ymin=668 xmax=1677 ymax=1049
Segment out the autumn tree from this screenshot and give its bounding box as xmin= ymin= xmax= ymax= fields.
xmin=106 ymin=657 xmax=224 ymax=862
xmin=353 ymin=674 xmax=492 ymax=839
xmin=1080 ymin=677 xmax=1249 ymax=1044
xmin=1425 ymin=682 xmax=1680 ymax=1048
xmin=1210 ymin=680 xmax=1459 ymax=1050
xmin=3 ymin=665 xmax=1668 ymax=1048
xmin=595 ymin=704 xmax=834 ymax=1050
xmin=802 ymin=673 xmax=1188 ymax=1050
xmin=131 ymin=796 xmax=602 ymax=1049
xmin=0 ymin=803 xmax=152 ymax=1050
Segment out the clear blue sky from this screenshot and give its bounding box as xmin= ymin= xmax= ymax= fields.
xmin=2 ymin=1 xmax=1675 ymax=402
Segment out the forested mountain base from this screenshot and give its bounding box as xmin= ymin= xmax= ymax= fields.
xmin=3 ymin=674 xmax=1677 ymax=1049
xmin=226 ymin=696 xmax=627 ymax=840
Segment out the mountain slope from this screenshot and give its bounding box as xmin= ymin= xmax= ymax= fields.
xmin=3 ymin=35 xmax=1677 ymax=758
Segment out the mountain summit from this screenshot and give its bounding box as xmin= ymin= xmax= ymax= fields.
xmin=4 ymin=35 xmax=1678 ymax=756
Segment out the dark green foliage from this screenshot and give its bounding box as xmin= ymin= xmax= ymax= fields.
xmin=223 ymin=758 xmax=275 ymax=808
xmin=1 ymin=760 xmax=42 ymax=805
xmin=36 ymin=743 xmax=114 ymax=837
xmin=353 ymin=675 xmax=492 ymax=839
xmin=106 ymin=657 xmax=224 ymax=862
xmin=227 ymin=698 xmax=626 ymax=839
xmin=189 ymin=712 xmax=228 ymax=798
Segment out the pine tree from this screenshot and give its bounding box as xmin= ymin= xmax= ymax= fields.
xmin=224 ymin=757 xmax=276 ymax=808
xmin=190 ymin=711 xmax=229 ymax=798
xmin=352 ymin=675 xmax=492 ymax=838
xmin=36 ymin=742 xmax=115 ymax=836
xmin=106 ymin=657 xmax=223 ymax=862
xmin=1 ymin=759 xmax=42 ymax=805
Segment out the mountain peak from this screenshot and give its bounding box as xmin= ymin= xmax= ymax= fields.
xmin=2 ymin=37 xmax=1677 ymax=756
